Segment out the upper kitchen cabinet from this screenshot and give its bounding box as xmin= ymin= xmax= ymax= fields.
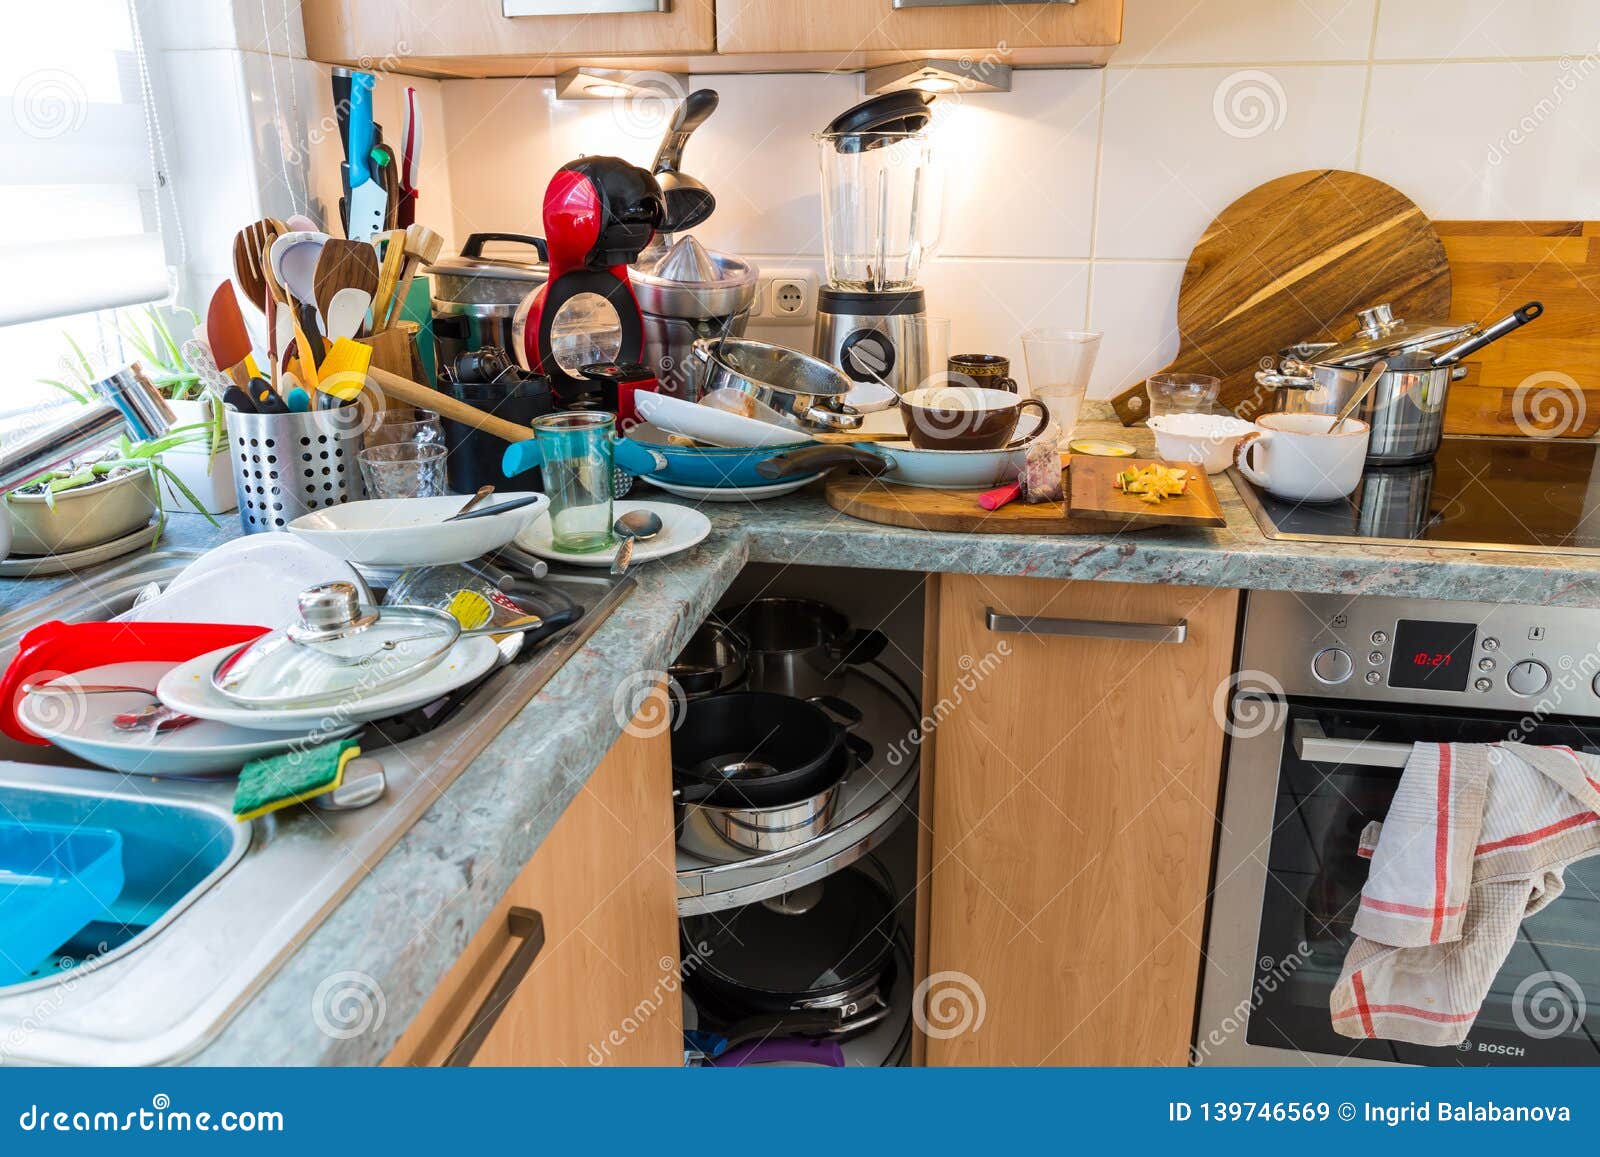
xmin=716 ymin=0 xmax=1123 ymax=68
xmin=301 ymin=0 xmax=717 ymax=78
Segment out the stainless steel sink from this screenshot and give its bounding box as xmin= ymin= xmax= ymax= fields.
xmin=0 ymin=548 xmax=633 ymax=1065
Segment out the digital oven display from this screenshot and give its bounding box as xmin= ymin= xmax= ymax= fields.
xmin=1388 ymin=619 xmax=1478 ymax=692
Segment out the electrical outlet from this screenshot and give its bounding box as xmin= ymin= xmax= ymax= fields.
xmin=754 ymin=270 xmax=816 ymax=325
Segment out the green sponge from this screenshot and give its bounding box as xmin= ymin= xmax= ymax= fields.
xmin=233 ymin=738 xmax=361 ymax=822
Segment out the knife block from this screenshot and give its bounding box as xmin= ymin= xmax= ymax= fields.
xmin=358 ymin=324 xmax=429 ymax=425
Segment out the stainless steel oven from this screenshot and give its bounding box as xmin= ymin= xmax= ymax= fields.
xmin=1198 ymin=590 xmax=1600 ymax=1066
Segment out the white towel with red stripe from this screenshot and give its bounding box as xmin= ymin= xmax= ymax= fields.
xmin=1330 ymin=742 xmax=1600 ymax=1045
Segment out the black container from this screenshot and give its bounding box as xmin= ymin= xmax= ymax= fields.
xmin=440 ymin=375 xmax=555 ymax=494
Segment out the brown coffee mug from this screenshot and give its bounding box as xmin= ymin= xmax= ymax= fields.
xmin=948 ymin=353 xmax=1018 ymax=394
xmin=899 ymin=386 xmax=1050 ymax=451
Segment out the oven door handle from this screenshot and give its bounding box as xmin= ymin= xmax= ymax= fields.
xmin=1294 ymin=728 xmax=1414 ymax=769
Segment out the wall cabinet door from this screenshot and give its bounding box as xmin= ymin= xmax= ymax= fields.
xmin=717 ymin=0 xmax=1122 ymax=63
xmin=921 ymin=574 xmax=1238 ymax=1066
xmin=387 ymin=716 xmax=680 ymax=1066
xmin=303 ymin=0 xmax=716 ymax=77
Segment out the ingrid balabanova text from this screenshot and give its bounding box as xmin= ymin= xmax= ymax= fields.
xmin=1366 ymin=1102 xmax=1571 ymax=1126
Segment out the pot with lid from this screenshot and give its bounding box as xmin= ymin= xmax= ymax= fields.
xmin=1256 ymin=300 xmax=1543 ymax=465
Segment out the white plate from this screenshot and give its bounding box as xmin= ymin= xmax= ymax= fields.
xmin=643 ymin=475 xmax=819 ymax=502
xmin=514 ymin=500 xmax=711 ymax=566
xmin=634 ymin=391 xmax=807 ymax=449
xmin=287 ymin=493 xmax=548 ymax=567
xmin=156 ymin=636 xmax=501 ymax=731
xmin=117 ymin=536 xmax=370 ymax=626
xmin=19 ymin=661 xmax=358 ymax=777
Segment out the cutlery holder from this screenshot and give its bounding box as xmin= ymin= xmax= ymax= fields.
xmin=225 ymin=408 xmax=366 ymax=534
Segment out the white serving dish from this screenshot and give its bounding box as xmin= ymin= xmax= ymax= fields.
xmin=156 ymin=636 xmax=501 ymax=731
xmin=287 ymin=493 xmax=548 ymax=567
xmin=19 ymin=661 xmax=358 ymax=777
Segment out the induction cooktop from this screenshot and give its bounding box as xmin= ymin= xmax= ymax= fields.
xmin=1232 ymin=437 xmax=1600 ymax=557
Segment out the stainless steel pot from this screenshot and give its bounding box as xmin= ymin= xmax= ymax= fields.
xmin=675 ymin=760 xmax=845 ymax=862
xmin=692 ymin=337 xmax=864 ymax=432
xmin=1257 ymin=302 xmax=1544 ymax=465
xmin=722 ymin=597 xmax=888 ymax=700
xmin=426 ymin=232 xmax=552 ymax=376
xmin=667 ymin=618 xmax=746 ymax=699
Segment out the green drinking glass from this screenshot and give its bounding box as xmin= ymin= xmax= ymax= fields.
xmin=532 ymin=411 xmax=616 ymax=553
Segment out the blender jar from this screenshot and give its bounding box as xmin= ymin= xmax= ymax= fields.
xmin=815 ymin=94 xmax=943 ymax=292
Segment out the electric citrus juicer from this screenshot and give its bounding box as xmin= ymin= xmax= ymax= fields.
xmin=812 ymin=91 xmax=944 ymax=395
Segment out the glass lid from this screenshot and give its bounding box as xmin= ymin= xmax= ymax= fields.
xmin=1312 ymin=303 xmax=1476 ymax=368
xmin=211 ymin=582 xmax=461 ymax=709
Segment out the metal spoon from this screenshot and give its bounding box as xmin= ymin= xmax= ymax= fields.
xmin=1329 ymin=359 xmax=1390 ymax=433
xmin=610 ymin=509 xmax=664 ymax=576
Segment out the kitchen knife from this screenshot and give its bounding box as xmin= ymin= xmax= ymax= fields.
xmin=398 ymin=86 xmax=420 ymax=228
xmin=332 ymin=67 xmax=353 ymax=237
xmin=346 ymin=73 xmax=388 ymax=243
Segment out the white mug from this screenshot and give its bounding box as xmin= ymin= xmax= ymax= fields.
xmin=1233 ymin=412 xmax=1370 ymax=503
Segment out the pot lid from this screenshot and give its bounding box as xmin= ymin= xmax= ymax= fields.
xmin=681 ymin=867 xmax=896 ymax=997
xmin=210 ymin=582 xmax=460 ymax=709
xmin=424 ymin=233 xmax=550 ymax=283
xmin=1313 ymin=303 xmax=1476 ymax=368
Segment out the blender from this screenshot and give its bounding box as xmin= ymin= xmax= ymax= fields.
xmin=813 ymin=92 xmax=943 ymax=396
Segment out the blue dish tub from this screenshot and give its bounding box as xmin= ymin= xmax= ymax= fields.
xmin=0 ymin=821 xmax=125 ymax=984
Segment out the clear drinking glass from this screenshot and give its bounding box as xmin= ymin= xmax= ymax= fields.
xmin=903 ymin=315 xmax=952 ymax=394
xmin=533 ymin=411 xmax=615 ymax=553
xmin=1021 ymin=329 xmax=1103 ymax=446
xmin=1147 ymin=372 xmax=1221 ymax=416
xmin=365 ymin=410 xmax=446 ymax=450
xmin=357 ymin=442 xmax=447 ymax=499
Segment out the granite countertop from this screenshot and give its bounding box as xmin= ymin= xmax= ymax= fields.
xmin=7 ymin=415 xmax=1600 ymax=1064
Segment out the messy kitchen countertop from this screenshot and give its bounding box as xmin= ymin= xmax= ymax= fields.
xmin=6 ymin=409 xmax=1600 ymax=1064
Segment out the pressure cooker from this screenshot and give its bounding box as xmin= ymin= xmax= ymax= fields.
xmin=1256 ymin=301 xmax=1543 ymax=465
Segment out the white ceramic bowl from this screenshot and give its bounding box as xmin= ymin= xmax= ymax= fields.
xmin=1147 ymin=414 xmax=1259 ymax=475
xmin=287 ymin=493 xmax=548 ymax=567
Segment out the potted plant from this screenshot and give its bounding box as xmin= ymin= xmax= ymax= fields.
xmin=5 ymin=430 xmax=219 ymax=556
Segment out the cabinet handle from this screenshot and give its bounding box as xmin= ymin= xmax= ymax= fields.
xmin=444 ymin=907 xmax=545 ymax=1067
xmin=502 ymin=0 xmax=669 ymax=14
xmin=985 ymin=607 xmax=1187 ymax=644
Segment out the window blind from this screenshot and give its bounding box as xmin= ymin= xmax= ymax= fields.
xmin=0 ymin=2 xmax=170 ymax=327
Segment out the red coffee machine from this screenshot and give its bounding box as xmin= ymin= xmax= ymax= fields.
xmin=515 ymin=156 xmax=665 ymax=396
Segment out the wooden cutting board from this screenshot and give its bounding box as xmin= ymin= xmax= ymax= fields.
xmin=1435 ymin=219 xmax=1600 ymax=438
xmin=824 ymin=473 xmax=1126 ymax=535
xmin=1067 ymin=457 xmax=1227 ymax=529
xmin=1108 ymin=170 xmax=1453 ymax=425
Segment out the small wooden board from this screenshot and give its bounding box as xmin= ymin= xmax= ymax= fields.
xmin=823 ymin=473 xmax=1128 ymax=535
xmin=1067 ymin=457 xmax=1227 ymax=529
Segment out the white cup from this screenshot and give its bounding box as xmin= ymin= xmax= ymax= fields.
xmin=1233 ymin=411 xmax=1370 ymax=502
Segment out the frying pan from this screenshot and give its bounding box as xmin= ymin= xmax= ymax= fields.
xmin=624 ymin=423 xmax=820 ymax=489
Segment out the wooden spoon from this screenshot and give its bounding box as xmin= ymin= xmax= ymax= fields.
xmin=313 ymin=238 xmax=380 ymax=331
xmin=369 ymin=230 xmax=409 ymax=333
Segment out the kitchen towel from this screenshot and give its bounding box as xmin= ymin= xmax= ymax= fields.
xmin=1330 ymin=742 xmax=1600 ymax=1046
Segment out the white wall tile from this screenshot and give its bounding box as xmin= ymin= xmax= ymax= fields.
xmin=1086 ymin=262 xmax=1185 ymax=399
xmin=920 ymin=259 xmax=1090 ymax=375
xmin=1119 ymin=0 xmax=1376 ymax=65
xmin=1375 ymin=1 xmax=1600 ymax=60
xmin=933 ymin=70 xmax=1100 ymax=258
xmin=1362 ymin=61 xmax=1600 ymax=220
xmin=1096 ymin=65 xmax=1366 ymax=259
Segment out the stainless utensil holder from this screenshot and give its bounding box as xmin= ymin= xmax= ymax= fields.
xmin=225 ymin=408 xmax=366 ymax=534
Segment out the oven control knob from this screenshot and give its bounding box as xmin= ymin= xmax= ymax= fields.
xmin=1507 ymin=660 xmax=1550 ymax=697
xmin=1311 ymin=647 xmax=1352 ymax=684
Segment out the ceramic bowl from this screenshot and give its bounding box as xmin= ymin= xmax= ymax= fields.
xmin=1147 ymin=414 xmax=1259 ymax=475
xmin=287 ymin=492 xmax=548 ymax=567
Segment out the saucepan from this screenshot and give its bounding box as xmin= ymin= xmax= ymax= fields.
xmin=692 ymin=337 xmax=864 ymax=432
xmin=1256 ymin=301 xmax=1543 ymax=465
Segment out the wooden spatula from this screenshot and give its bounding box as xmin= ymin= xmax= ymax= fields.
xmin=313 ymin=238 xmax=380 ymax=332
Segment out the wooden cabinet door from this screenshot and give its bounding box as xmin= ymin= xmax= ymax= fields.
xmin=921 ymin=574 xmax=1238 ymax=1066
xmin=303 ymin=0 xmax=715 ymax=76
xmin=387 ymin=717 xmax=680 ymax=1066
xmin=717 ymin=0 xmax=1122 ymax=61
